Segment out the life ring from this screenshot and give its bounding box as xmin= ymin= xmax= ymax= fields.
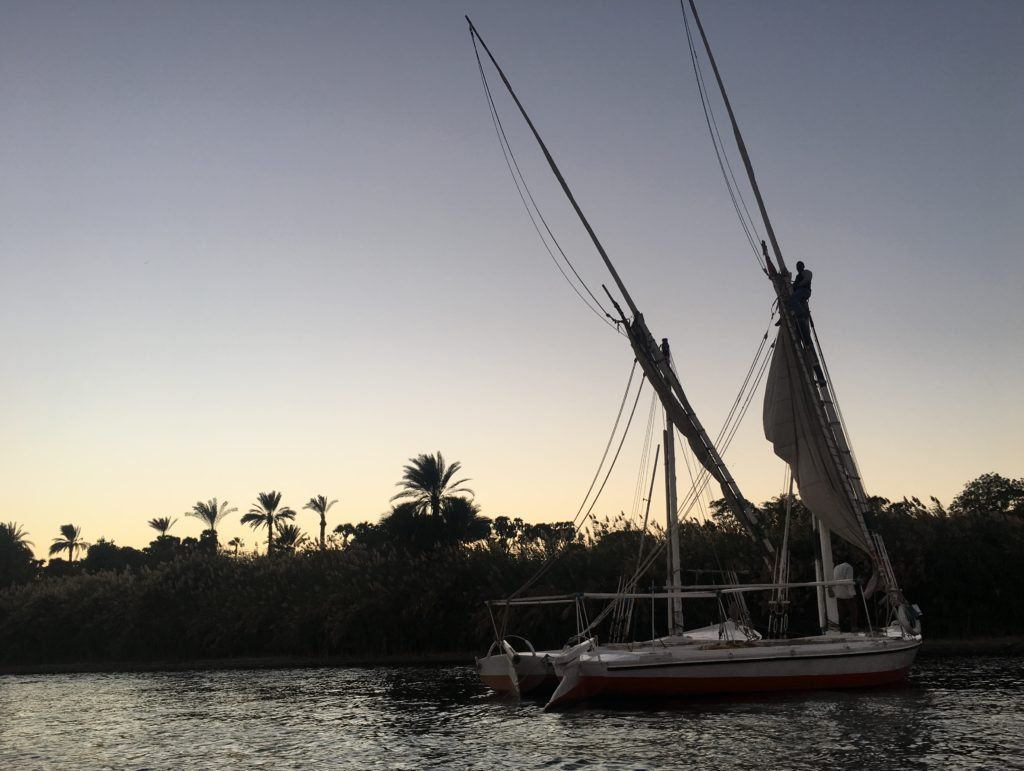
xmin=897 ymin=603 xmax=922 ymax=636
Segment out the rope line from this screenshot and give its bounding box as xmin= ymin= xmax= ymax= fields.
xmin=680 ymin=0 xmax=764 ymax=271
xmin=508 ymin=360 xmax=643 ymax=599
xmin=674 ymin=309 xmax=776 ymax=522
xmin=472 ymin=32 xmax=619 ymax=332
xmin=569 ymin=360 xmax=641 ymax=529
xmin=631 ymin=393 xmax=660 ymax=521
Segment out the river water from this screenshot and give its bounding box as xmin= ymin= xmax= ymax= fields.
xmin=1 ymin=656 xmax=1021 ymax=770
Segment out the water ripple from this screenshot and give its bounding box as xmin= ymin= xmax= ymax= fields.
xmin=0 ymin=658 xmax=1021 ymax=770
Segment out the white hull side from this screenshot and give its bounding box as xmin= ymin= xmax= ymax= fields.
xmin=476 ymin=651 xmax=557 ymax=693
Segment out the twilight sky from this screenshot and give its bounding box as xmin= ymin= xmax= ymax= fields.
xmin=2 ymin=0 xmax=1021 ymax=558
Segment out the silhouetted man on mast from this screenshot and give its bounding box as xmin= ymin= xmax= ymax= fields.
xmin=788 ymin=261 xmax=812 ymax=316
xmin=779 ymin=260 xmax=812 ymax=345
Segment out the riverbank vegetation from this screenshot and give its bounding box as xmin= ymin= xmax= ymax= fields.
xmin=0 ymin=466 xmax=1021 ymax=668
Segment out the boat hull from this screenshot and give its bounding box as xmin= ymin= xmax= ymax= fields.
xmin=546 ymin=635 xmax=921 ymax=708
xmin=476 ymin=651 xmax=557 ymax=694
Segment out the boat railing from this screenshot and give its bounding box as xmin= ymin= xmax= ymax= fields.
xmin=487 ymin=578 xmax=858 ymax=605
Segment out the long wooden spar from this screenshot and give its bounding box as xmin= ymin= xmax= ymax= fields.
xmin=467 ymin=17 xmax=776 ymax=568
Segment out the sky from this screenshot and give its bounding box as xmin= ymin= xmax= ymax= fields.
xmin=2 ymin=1 xmax=1021 ymax=559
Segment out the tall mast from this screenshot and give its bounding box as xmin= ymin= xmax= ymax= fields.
xmin=664 ymin=417 xmax=683 ymax=634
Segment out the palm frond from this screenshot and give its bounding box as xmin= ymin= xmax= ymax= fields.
xmin=148 ymin=516 xmax=177 ymax=535
xmin=187 ymin=498 xmax=237 ymax=530
xmin=304 ymin=495 xmax=338 ymax=515
xmin=240 ymin=512 xmax=267 ymax=527
xmin=1 ymin=522 xmax=33 ymax=548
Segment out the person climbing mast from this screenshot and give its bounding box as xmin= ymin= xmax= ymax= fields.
xmin=789 ymin=260 xmax=812 ymax=313
xmin=782 ymin=260 xmax=813 ymax=345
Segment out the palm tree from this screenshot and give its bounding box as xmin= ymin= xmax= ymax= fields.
xmin=441 ymin=497 xmax=492 ymax=544
xmin=273 ymin=523 xmax=307 ymax=555
xmin=1 ymin=522 xmax=32 ymax=550
xmin=334 ymin=522 xmax=355 ymax=546
xmin=0 ymin=522 xmax=36 ymax=587
xmin=303 ymin=495 xmax=337 ymax=550
xmin=241 ymin=491 xmax=295 ymax=554
xmin=390 ymin=452 xmax=474 ymax=519
xmin=380 ymin=501 xmax=443 ymax=551
xmin=49 ymin=524 xmax=89 ymax=563
xmin=226 ymin=536 xmax=245 ymax=558
xmin=186 ymin=498 xmax=238 ymax=549
xmin=147 ymin=516 xmax=177 ymax=538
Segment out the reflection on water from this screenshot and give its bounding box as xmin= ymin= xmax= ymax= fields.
xmin=0 ymin=657 xmax=1021 ymax=770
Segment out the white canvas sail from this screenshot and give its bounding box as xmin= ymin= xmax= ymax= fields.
xmin=763 ymin=330 xmax=874 ymax=556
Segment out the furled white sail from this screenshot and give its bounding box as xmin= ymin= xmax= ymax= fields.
xmin=763 ymin=331 xmax=873 ymax=556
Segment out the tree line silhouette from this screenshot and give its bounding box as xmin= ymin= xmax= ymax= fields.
xmin=0 ymin=456 xmax=1021 ymax=668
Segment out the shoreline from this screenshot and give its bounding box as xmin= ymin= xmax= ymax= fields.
xmin=0 ymin=651 xmax=479 ymax=676
xmin=1 ymin=637 xmax=1022 ymax=677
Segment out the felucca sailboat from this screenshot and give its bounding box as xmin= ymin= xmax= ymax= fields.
xmin=471 ymin=2 xmax=922 ymax=708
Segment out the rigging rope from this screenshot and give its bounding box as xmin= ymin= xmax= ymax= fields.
xmin=680 ymin=0 xmax=764 ymax=272
xmin=674 ymin=310 xmax=776 ymax=522
xmin=508 ymin=360 xmax=644 ymax=599
xmin=575 ymin=375 xmax=648 ymax=534
xmin=631 ymin=393 xmax=660 ymax=521
xmin=569 ymin=360 xmax=641 ymax=530
xmin=471 ymin=28 xmax=620 ymax=333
